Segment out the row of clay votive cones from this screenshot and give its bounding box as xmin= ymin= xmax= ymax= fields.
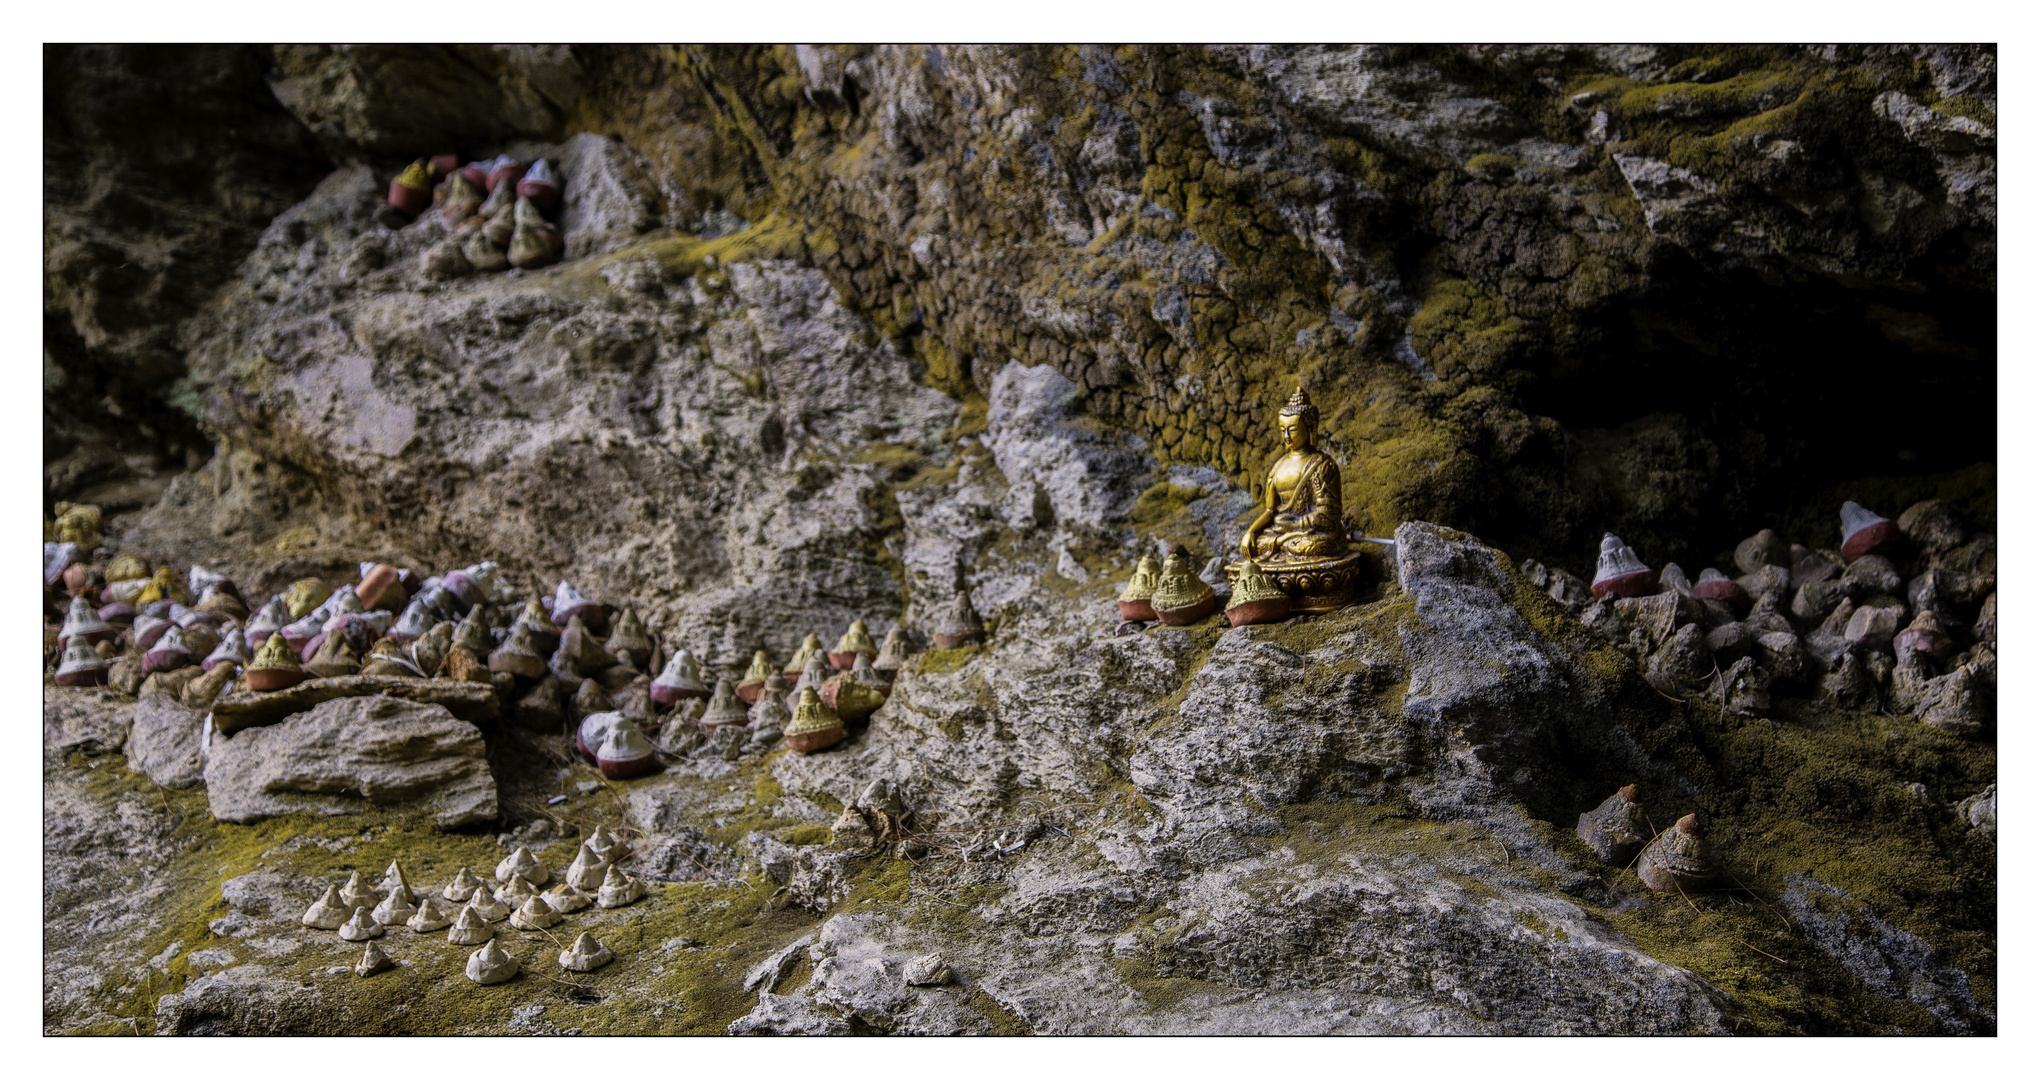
xmin=295 ymin=830 xmax=637 ymax=983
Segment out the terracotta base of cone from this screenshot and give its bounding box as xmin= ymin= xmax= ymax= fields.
xmin=388 ymin=181 xmax=430 ymax=214
xmin=202 ymin=657 xmax=240 ymax=673
xmin=246 ymin=667 xmax=307 ymax=692
xmin=828 ymin=651 xmax=874 ymax=670
xmin=1226 ymin=597 xmax=1292 ymax=627
xmin=1842 ymin=521 xmax=1903 ymax=564
xmin=1639 ymin=864 xmax=1716 ymax=894
xmin=55 ymin=667 xmax=109 ymax=687
xmin=357 ymin=565 xmax=401 ymax=610
xmin=460 ymin=165 xmax=488 ymax=189
xmin=933 ymin=633 xmax=979 ymax=650
xmin=597 ymin=755 xmax=658 ymax=781
xmin=515 ymin=180 xmax=559 ymax=213
xmin=735 ymin=682 xmax=764 ymax=705
xmin=1154 ymin=595 xmax=1216 ymax=626
xmin=442 ymin=573 xmax=485 ymax=610
xmin=786 ymin=725 xmax=845 ymax=754
xmin=429 ymin=154 xmax=458 ymax=180
xmin=1590 ymin=571 xmax=1655 ymax=601
xmin=1118 ymin=599 xmax=1156 ymax=621
xmin=551 ymin=606 xmax=606 ymax=635
xmin=135 ymin=622 xmax=171 ymax=651
xmin=486 ymin=164 xmax=526 ymax=193
xmin=98 ymin=603 xmax=135 ymax=625
xmin=1692 ymin=581 xmax=1750 ymax=609
xmin=142 ymin=649 xmax=192 ymax=675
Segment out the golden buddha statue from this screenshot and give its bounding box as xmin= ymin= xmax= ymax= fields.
xmin=1230 ymin=386 xmax=1363 ymax=613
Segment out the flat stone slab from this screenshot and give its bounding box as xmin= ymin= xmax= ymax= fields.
xmin=211 ymin=675 xmax=500 ymax=734
xmin=204 ymin=695 xmax=498 ymax=829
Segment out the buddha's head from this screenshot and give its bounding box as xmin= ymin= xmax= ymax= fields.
xmin=1278 ymin=387 xmax=1319 ymax=452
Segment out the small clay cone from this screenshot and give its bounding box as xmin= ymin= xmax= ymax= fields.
xmin=468 ymin=881 xmax=511 ymax=922
xmin=596 ymin=865 xmax=645 ymax=908
xmin=465 ymin=939 xmax=519 ymax=985
xmin=558 ymin=931 xmax=614 ymax=972
xmin=446 ymin=904 xmax=493 ymax=946
xmin=407 ymin=895 xmax=455 ymax=933
xmin=301 ymin=885 xmax=350 ymax=930
xmin=354 ymin=941 xmax=395 ymax=977
xmin=509 ymin=896 xmax=563 ymax=931
xmin=495 ymin=845 xmax=552 ymax=887
xmin=442 ymin=866 xmax=483 ymax=903
xmin=339 ymin=871 xmax=378 ymax=911
xmin=542 ymin=882 xmax=594 ymax=914
xmin=338 ymin=907 xmax=385 ymax=942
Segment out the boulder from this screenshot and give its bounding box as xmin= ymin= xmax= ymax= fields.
xmin=124 ymin=696 xmax=206 ymax=788
xmin=43 ymin=687 xmax=133 ymax=753
xmin=556 ymin=132 xmax=659 ymax=259
xmin=204 ymin=696 xmax=498 ymax=828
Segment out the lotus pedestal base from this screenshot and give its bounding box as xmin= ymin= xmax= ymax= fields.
xmin=1227 ymin=546 xmax=1364 ymax=614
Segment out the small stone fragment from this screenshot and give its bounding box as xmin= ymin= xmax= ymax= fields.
xmin=1844 ymin=605 xmax=1902 ymax=654
xmin=1896 ymin=499 xmax=1967 ymax=557
xmin=1957 ymin=785 xmax=1996 ymax=840
xmin=903 ymin=953 xmax=954 ymax=986
xmin=1734 ymin=528 xmax=1790 ymax=576
xmin=1707 ymin=657 xmax=1770 ymax=717
xmin=1918 ymin=664 xmax=1987 ymax=737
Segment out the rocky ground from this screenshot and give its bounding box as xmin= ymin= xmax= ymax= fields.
xmin=43 ymin=44 xmax=1994 ymax=1036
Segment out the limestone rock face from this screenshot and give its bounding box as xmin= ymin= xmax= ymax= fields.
xmin=44 ymin=45 xmax=329 ymax=508
xmin=203 ymin=696 xmax=498 ymax=828
xmin=266 ymin=44 xmax=584 ymax=159
xmin=746 ymin=508 xmax=1728 ymax=1034
xmin=174 ymin=150 xmax=955 ymax=660
xmin=982 ymin=361 xmax=1151 ymax=530
xmin=39 ymin=43 xmax=1997 ymax=1038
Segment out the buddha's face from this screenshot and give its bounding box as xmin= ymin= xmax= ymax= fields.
xmin=1279 ymin=414 xmax=1314 ymax=453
